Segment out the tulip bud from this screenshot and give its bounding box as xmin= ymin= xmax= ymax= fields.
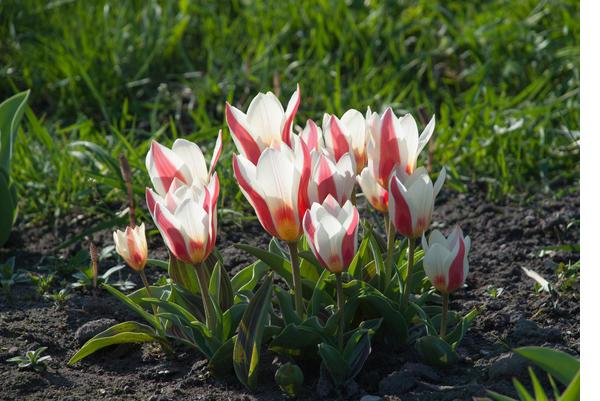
xmin=299 ymin=119 xmax=323 ymax=153
xmin=275 ymin=362 xmax=304 ymax=398
xmin=422 ymin=226 xmax=471 ymax=294
xmin=388 ymin=167 xmax=445 ymax=239
xmin=113 ymin=223 xmax=148 ymax=271
xmin=302 ymin=195 xmax=359 ymax=273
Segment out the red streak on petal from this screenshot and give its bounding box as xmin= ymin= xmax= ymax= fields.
xmin=151 ymin=142 xmax=189 ymax=192
xmin=188 ymin=238 xmax=206 ymax=264
xmin=305 ymin=119 xmax=320 ymax=151
xmin=296 ymin=140 xmax=311 ymax=223
xmin=316 ymin=156 xmax=338 ymax=204
xmin=233 ymin=156 xmax=277 ymax=237
xmin=155 ymin=206 xmax=191 ymax=264
xmin=282 ymin=86 xmax=301 ymax=146
xmin=446 ymin=237 xmax=466 ymax=293
xmin=378 ymin=109 xmax=402 ymax=185
xmin=329 ymin=116 xmax=351 ymax=161
xmin=434 ymin=275 xmax=447 ymax=293
xmin=389 ymin=179 xmax=413 ymax=237
xmin=226 ymin=103 xmax=261 ymax=164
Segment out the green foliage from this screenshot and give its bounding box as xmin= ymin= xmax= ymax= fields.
xmin=275 ymin=362 xmax=304 ymax=398
xmin=44 ymin=288 xmax=73 ymax=308
xmin=0 ymin=256 xmax=29 ymax=297
xmin=7 ymin=346 xmax=51 ymax=371
xmin=0 ymin=90 xmax=29 ymax=245
xmin=478 ymin=347 xmax=580 ymax=401
xmin=318 ymin=319 xmax=382 ymax=388
xmin=0 ymin=0 xmax=580 ymax=229
xmin=29 ymin=272 xmax=55 ymax=296
xmin=233 ymin=274 xmax=274 ymax=390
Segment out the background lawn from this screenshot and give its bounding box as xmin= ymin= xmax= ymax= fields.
xmin=1 ymin=0 xmax=579 ymax=230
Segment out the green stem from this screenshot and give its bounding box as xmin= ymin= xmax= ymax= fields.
xmin=336 ymin=273 xmax=345 ymax=351
xmin=139 ymin=270 xmax=157 ymax=315
xmin=440 ymin=292 xmax=449 ymax=337
xmin=384 ymin=215 xmax=395 ymax=286
xmin=194 ymin=262 xmax=216 ymax=331
xmin=287 ymin=241 xmax=304 ymax=317
xmin=401 ymin=237 xmax=416 ymax=309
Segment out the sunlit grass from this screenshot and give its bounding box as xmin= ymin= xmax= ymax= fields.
xmin=1 ymin=0 xmax=579 ymax=230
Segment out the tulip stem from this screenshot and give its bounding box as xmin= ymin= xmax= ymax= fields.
xmin=335 ymin=273 xmax=345 ymax=351
xmin=287 ymin=241 xmax=304 ymax=317
xmin=139 ymin=270 xmax=157 ymax=315
xmin=384 ymin=215 xmax=395 ymax=286
xmin=194 ymin=262 xmax=216 ymax=331
xmin=401 ymin=237 xmax=416 ymax=309
xmin=440 ymin=293 xmax=449 ymax=337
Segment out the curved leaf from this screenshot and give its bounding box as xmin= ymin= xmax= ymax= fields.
xmin=515 ymin=346 xmax=579 ymax=386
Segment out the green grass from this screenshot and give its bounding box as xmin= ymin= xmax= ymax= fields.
xmin=0 ymin=0 xmax=579 ymax=230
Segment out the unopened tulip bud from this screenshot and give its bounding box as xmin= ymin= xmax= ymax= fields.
xmin=113 ymin=223 xmax=148 ymax=271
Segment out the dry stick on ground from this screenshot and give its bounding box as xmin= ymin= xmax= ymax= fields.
xmin=89 ymin=240 xmax=98 ymax=291
xmin=119 ymin=154 xmax=156 ymax=313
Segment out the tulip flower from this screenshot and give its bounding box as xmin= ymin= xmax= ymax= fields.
xmin=233 ymin=135 xmax=310 ymax=314
xmin=308 ymin=151 xmax=356 ymax=206
xmin=302 ymin=195 xmax=359 ymax=348
xmin=422 ymin=226 xmax=471 ymax=336
xmin=145 ymin=131 xmax=222 ymax=196
xmin=299 ymin=119 xmax=323 ymax=153
xmin=146 ymin=176 xmax=219 ymax=266
xmin=388 ymin=167 xmax=446 ymax=240
xmin=226 ymin=85 xmax=301 ymax=164
xmin=302 ymin=196 xmax=359 ymax=274
xmin=357 ymin=108 xmax=435 ymax=213
xmin=146 ymin=177 xmax=220 ymax=328
xmin=322 ymin=109 xmax=369 ymax=172
xmin=113 ymin=223 xmax=148 ymax=272
xmin=388 ymin=166 xmax=445 ymax=306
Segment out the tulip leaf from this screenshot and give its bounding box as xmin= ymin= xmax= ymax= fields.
xmin=0 ymin=171 xmax=17 ymax=246
xmin=559 ymin=370 xmax=580 ymax=401
xmin=415 ymin=335 xmax=459 ymax=366
xmin=208 ymin=336 xmax=235 ymax=377
xmin=102 ymin=283 xmax=159 ymax=330
xmin=514 ymin=346 xmax=579 ymax=386
xmin=275 ymin=287 xmax=302 ymax=326
xmin=231 ymin=260 xmax=268 ymax=293
xmin=0 ymin=90 xmax=30 ymax=174
xmin=68 ymin=321 xmax=162 ymax=365
xmin=318 ymin=343 xmax=349 ymax=386
xmin=444 ymin=308 xmax=478 ymax=348
xmin=168 ymin=255 xmax=201 ymax=295
xmin=269 ymin=323 xmax=324 ymax=358
xmin=484 ymin=391 xmax=519 ymax=401
xmin=308 ymin=269 xmax=331 ymax=317
xmin=347 ymin=234 xmax=372 ymax=280
xmin=233 ymin=275 xmax=273 ymax=390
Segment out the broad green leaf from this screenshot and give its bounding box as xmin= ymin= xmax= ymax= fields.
xmin=445 ymin=308 xmax=478 ymax=348
xmin=0 ymin=171 xmax=17 ymax=246
xmin=343 ymin=329 xmax=373 ymax=382
xmin=209 ymin=337 xmax=235 ymax=377
xmin=231 ymin=261 xmax=268 ymax=293
xmin=102 ymin=283 xmax=159 ymax=330
xmin=515 ymin=346 xmax=579 ymax=386
xmin=0 ymin=90 xmax=30 ymax=173
xmin=168 ymin=255 xmax=200 ymax=294
xmin=308 ymin=270 xmax=331 ymax=317
xmin=415 ymin=335 xmax=458 ymax=366
xmin=559 ymin=370 xmax=580 ymax=401
xmin=318 ymin=342 xmax=349 ymax=386
xmin=218 ymin=262 xmax=234 ymax=311
xmin=485 ymin=391 xmax=518 ymax=401
xmin=347 ymin=233 xmax=371 ymax=279
xmin=269 ymin=323 xmax=324 ymax=358
xmin=147 ymin=258 xmax=169 ymax=270
xmin=68 ymin=321 xmax=160 ymax=365
xmin=233 ymin=275 xmax=273 ymax=390
xmin=275 ymin=287 xmax=302 ymax=326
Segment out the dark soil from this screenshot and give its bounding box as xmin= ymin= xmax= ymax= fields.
xmin=0 ymin=188 xmax=580 ymax=401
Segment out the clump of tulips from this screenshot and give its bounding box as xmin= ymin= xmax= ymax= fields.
xmin=69 ymin=84 xmax=476 ymax=395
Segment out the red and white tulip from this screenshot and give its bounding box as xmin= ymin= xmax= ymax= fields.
xmin=303 ymin=196 xmax=359 ymax=273
xmin=308 ymin=151 xmax=356 ymax=206
xmin=145 ymin=177 xmax=219 ymax=265
xmin=145 ymin=131 xmax=222 ymax=196
xmin=322 ymin=109 xmax=369 ymax=172
xmin=422 ymin=226 xmax=470 ymax=294
xmin=299 ymin=119 xmax=324 ymax=153
xmin=388 ymin=167 xmax=445 ymax=239
xmin=233 ymin=136 xmax=310 ymax=242
xmin=357 ymin=108 xmax=435 ymax=212
xmin=226 ymin=85 xmax=301 ymax=164
xmin=113 ymin=224 xmax=148 ymax=271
